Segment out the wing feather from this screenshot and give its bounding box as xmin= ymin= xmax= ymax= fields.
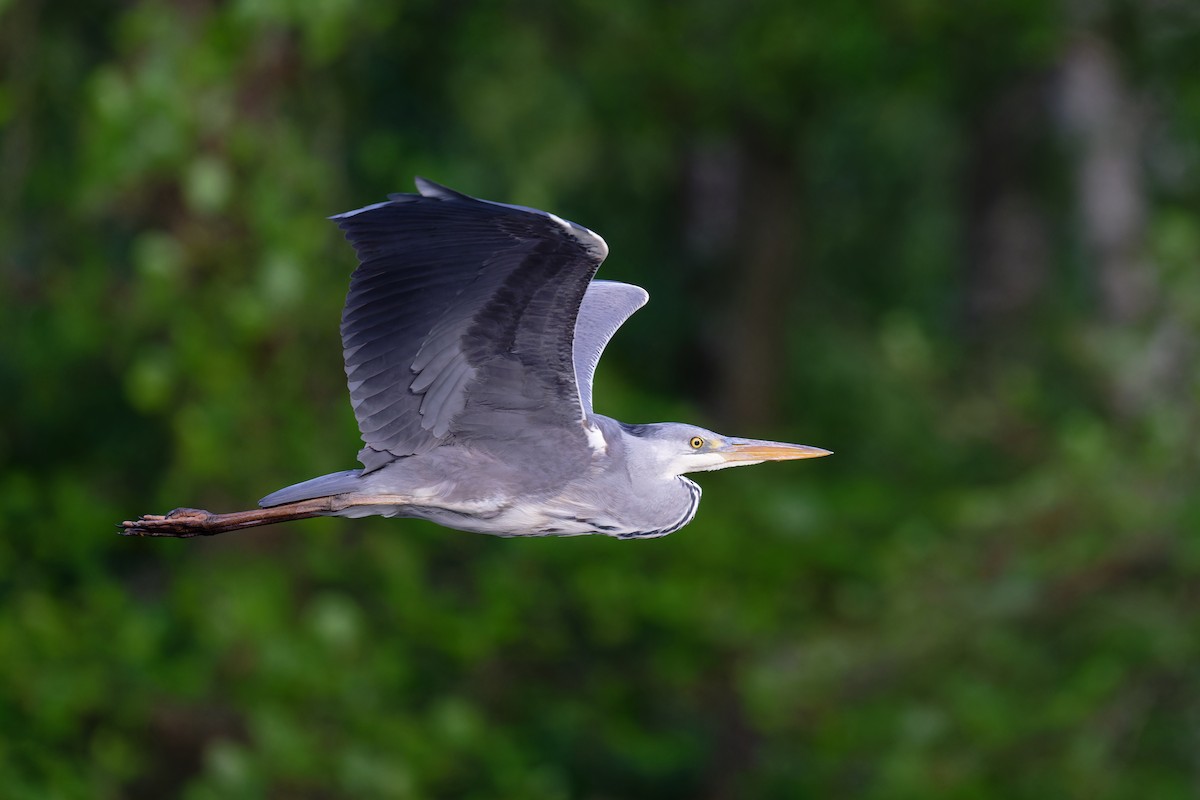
xmin=334 ymin=179 xmax=610 ymax=470
xmin=573 ymin=281 xmax=649 ymax=415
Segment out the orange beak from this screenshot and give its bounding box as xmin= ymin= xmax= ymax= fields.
xmin=718 ymin=437 xmax=833 ymax=465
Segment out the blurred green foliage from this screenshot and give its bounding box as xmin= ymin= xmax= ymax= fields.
xmin=3 ymin=0 xmax=1200 ymax=797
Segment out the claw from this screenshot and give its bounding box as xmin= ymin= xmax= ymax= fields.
xmin=118 ymin=508 xmax=215 ymax=538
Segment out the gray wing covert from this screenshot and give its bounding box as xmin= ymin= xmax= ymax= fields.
xmin=572 ymin=281 xmax=648 ymax=416
xmin=335 ymin=179 xmax=610 ymax=472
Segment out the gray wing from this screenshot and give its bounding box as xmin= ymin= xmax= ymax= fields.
xmin=573 ymin=281 xmax=648 ymax=416
xmin=335 ymin=178 xmax=610 ymax=472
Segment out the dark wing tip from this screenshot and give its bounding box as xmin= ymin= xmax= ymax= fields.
xmin=330 ymin=178 xmax=609 ymax=261
xmin=328 ymin=200 xmax=394 ymax=222
xmin=412 ymin=177 xmax=471 ymax=201
xmin=329 ymin=178 xmax=466 ymax=222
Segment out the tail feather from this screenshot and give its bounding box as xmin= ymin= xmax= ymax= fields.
xmin=258 ymin=469 xmax=362 ymax=508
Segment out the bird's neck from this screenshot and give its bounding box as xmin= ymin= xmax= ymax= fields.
xmin=593 ymin=418 xmax=702 ymax=538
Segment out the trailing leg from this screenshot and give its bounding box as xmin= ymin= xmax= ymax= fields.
xmin=119 ymin=496 xmax=343 ymax=538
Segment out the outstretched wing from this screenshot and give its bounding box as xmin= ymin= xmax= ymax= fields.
xmin=573 ymin=281 xmax=648 ymax=416
xmin=335 ymin=178 xmax=610 ymax=472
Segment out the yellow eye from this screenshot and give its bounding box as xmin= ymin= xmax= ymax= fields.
xmin=689 ymin=436 xmax=705 ymax=449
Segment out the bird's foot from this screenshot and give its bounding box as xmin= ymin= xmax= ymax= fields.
xmin=119 ymin=508 xmax=217 ymax=538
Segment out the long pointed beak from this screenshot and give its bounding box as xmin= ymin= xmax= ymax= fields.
xmin=718 ymin=437 xmax=833 ymax=465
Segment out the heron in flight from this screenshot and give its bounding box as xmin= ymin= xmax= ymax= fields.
xmin=121 ymin=179 xmax=830 ymax=540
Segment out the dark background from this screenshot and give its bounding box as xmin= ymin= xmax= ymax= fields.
xmin=3 ymin=1 xmax=1199 ymax=797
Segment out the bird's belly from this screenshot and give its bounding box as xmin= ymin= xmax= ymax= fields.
xmin=436 ymin=503 xmax=633 ymax=538
xmin=479 ymin=505 xmax=620 ymax=537
xmin=337 ymin=471 xmax=697 ymax=539
xmin=348 ymin=499 xmax=645 ymax=538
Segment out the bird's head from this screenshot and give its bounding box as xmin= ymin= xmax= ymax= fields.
xmin=620 ymin=422 xmax=831 ymax=478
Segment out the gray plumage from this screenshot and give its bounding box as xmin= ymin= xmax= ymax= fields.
xmin=122 ymin=179 xmax=829 ymax=541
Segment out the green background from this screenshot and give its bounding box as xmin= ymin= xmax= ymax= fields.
xmin=3 ymin=1 xmax=1199 ymax=797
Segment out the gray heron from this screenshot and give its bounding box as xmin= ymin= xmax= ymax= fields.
xmin=120 ymin=179 xmax=830 ymax=540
